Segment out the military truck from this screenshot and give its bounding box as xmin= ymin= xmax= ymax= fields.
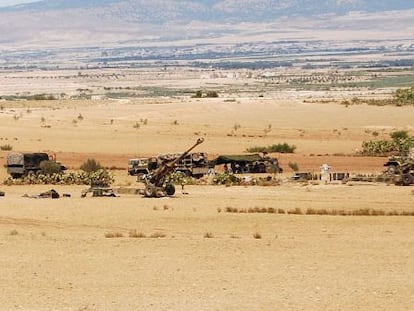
xmin=128 ymin=151 xmax=209 ymax=179
xmin=212 ymin=153 xmax=283 ymax=174
xmin=6 ymin=152 xmax=65 ymax=178
xmin=128 ymin=158 xmax=151 ymax=177
xmin=157 ymin=151 xmax=209 ymax=178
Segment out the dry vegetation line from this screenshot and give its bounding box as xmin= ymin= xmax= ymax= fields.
xmin=221 ymin=206 xmax=414 ymax=216
xmin=105 ymin=230 xmax=262 ymax=240
xmin=104 ymin=205 xmax=414 ymax=241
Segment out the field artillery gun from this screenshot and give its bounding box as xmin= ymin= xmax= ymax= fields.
xmin=394 ymin=161 xmax=414 ymax=186
xmin=384 ymin=149 xmax=414 ymax=186
xmin=143 ymin=138 xmax=204 ymax=197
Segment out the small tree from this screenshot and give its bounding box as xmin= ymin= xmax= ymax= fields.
xmin=40 ymin=160 xmax=62 ymax=175
xmin=390 ymin=130 xmax=409 ymax=142
xmin=395 ymin=87 xmax=414 ymax=105
xmin=80 ymin=158 xmax=102 ymax=173
xmin=390 ymin=130 xmax=414 ymax=156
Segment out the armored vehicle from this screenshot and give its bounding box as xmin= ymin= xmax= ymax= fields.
xmin=6 ymin=152 xmax=65 ymax=178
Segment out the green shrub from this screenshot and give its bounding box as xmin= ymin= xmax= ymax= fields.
xmin=80 ymin=158 xmax=102 ymax=173
xmin=246 ymin=143 xmax=296 ymax=153
xmin=390 ymin=130 xmax=410 ymax=141
xmin=3 ymin=169 xmax=114 ymax=186
xmin=40 ymin=160 xmax=62 ymax=175
xmin=361 ymin=130 xmax=414 ymax=156
xmin=213 ymin=173 xmax=240 ymax=185
xmin=395 ymin=87 xmax=414 ymax=104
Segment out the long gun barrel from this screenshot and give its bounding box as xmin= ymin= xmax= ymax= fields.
xmin=148 ymin=138 xmax=205 ymax=187
xmin=168 ymin=137 xmax=205 ymax=168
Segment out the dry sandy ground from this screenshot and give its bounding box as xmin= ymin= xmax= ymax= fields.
xmin=0 ymin=96 xmax=414 ymax=310
xmin=0 ymin=183 xmax=413 ymax=311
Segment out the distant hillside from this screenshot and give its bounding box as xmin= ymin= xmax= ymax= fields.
xmin=2 ymin=0 xmax=414 ymax=23
xmin=0 ymin=0 xmax=413 ymax=49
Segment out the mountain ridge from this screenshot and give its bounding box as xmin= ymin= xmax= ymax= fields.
xmin=0 ymin=0 xmax=413 ymax=49
xmin=2 ymin=0 xmax=414 ymax=23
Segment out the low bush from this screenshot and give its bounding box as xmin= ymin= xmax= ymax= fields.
xmin=0 ymin=144 xmax=13 ymax=151
xmin=213 ymin=172 xmax=240 ymax=185
xmin=246 ymin=143 xmax=296 ymax=153
xmin=40 ymin=160 xmax=63 ymax=175
xmin=80 ymin=158 xmax=102 ymax=173
xmin=105 ymin=232 xmax=124 ymax=238
xmin=4 ymin=169 xmax=114 ymax=186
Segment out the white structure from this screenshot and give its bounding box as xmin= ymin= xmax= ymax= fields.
xmin=320 ymin=163 xmax=331 ymax=184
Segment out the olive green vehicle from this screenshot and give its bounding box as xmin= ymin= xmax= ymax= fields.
xmin=6 ymin=152 xmax=65 ymax=178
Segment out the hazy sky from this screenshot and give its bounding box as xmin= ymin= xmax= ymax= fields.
xmin=0 ymin=0 xmax=38 ymax=7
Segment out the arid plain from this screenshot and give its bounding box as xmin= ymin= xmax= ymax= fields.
xmin=0 ymin=70 xmax=414 ymax=310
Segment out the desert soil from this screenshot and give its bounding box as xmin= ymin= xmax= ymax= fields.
xmin=0 ymin=95 xmax=413 ymax=310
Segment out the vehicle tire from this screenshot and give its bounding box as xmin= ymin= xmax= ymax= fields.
xmin=387 ymin=165 xmax=398 ymax=174
xmin=401 ymin=174 xmax=413 ymax=186
xmin=144 ymin=184 xmax=156 ymax=197
xmin=165 ymin=183 xmax=175 ymax=196
xmin=10 ymin=173 xmax=23 ymax=179
xmin=258 ymin=163 xmax=266 ymax=173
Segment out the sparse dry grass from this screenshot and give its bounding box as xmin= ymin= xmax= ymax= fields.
xmin=129 ymin=230 xmax=146 ymax=238
xmin=288 ymin=208 xmax=303 ymax=215
xmin=222 ymin=207 xmax=414 ymax=216
xmin=150 ymin=232 xmax=167 ymax=238
xmin=230 ymin=234 xmax=240 ymax=239
xmin=105 ymin=232 xmax=124 ymax=238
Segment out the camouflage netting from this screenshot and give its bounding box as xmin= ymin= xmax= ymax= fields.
xmin=3 ymin=169 xmax=114 ymax=186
